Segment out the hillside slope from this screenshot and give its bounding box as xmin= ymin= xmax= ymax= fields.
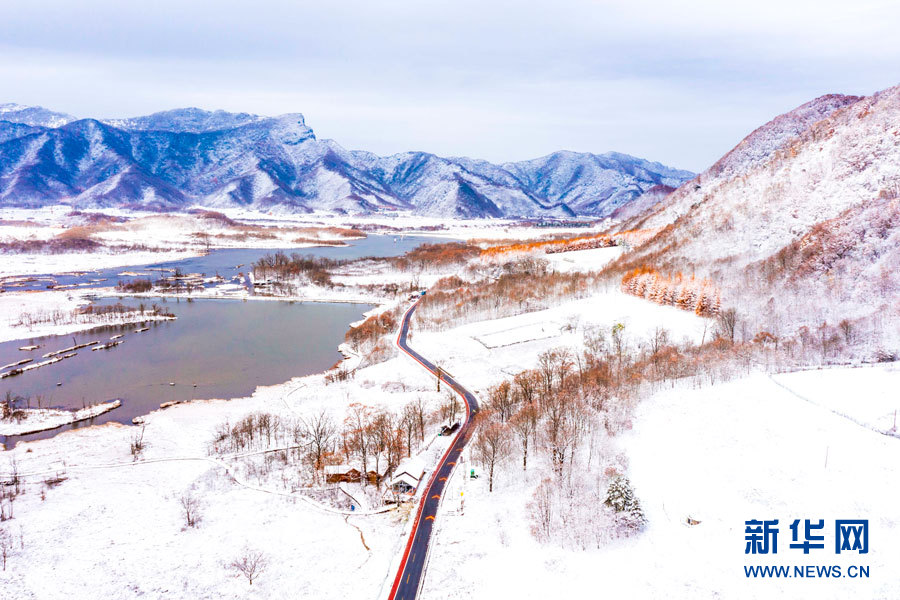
xmin=609 ymin=84 xmax=900 ymax=350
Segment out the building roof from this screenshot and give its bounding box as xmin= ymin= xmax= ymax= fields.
xmin=392 ymin=456 xmax=426 ymax=483
xmin=391 ymin=472 xmax=421 ymax=490
xmin=324 ymin=464 xmax=358 ymax=475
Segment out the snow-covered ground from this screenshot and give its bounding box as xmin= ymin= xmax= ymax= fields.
xmin=0 ymin=355 xmax=442 ymax=598
xmin=412 ymin=290 xmax=710 ymax=391
xmin=221 ymin=209 xmax=605 ymax=243
xmin=543 ymin=245 xmax=624 ymax=272
xmin=0 ymin=207 xmax=365 ymax=279
xmin=0 ymin=280 xmax=699 ymax=598
xmin=0 ymin=221 xmax=895 ymax=600
xmin=420 ymin=371 xmax=900 ymax=600
xmin=772 ymin=364 xmax=900 ymax=436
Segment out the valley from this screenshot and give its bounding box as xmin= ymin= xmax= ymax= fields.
xmin=0 ymin=64 xmax=898 ymax=600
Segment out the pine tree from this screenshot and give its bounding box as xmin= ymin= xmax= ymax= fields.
xmin=605 ymin=475 xmax=646 ymax=526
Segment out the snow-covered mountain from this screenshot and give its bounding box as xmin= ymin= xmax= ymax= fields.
xmin=503 ymin=151 xmax=690 ymax=215
xmin=612 ymin=84 xmax=900 ymax=338
xmin=103 ymin=108 xmax=266 ymax=133
xmin=0 ymin=105 xmax=692 ymax=218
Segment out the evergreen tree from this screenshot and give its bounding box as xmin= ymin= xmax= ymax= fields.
xmin=605 ymin=475 xmax=646 ymax=527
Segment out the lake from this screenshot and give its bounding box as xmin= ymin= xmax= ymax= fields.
xmin=1 ymin=233 xmax=450 ymax=292
xmin=0 ymin=297 xmax=373 ymax=448
xmin=0 ymin=234 xmax=448 ymax=448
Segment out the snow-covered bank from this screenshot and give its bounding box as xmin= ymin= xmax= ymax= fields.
xmin=0 ymin=399 xmax=122 ymax=436
xmin=0 ymin=289 xmax=175 ymax=344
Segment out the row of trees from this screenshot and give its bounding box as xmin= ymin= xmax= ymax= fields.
xmin=414 ymin=259 xmax=606 ymax=331
xmin=620 ymin=267 xmax=721 ymax=317
xmin=391 ymin=242 xmax=480 ymax=272
xmin=343 ymin=307 xmax=404 ymax=365
xmin=467 ymin=332 xmax=652 ymax=548
xmin=478 ymin=228 xmax=660 ymax=258
xmin=12 ymin=302 xmax=172 ymax=329
xmin=209 ymin=395 xmax=450 ymax=494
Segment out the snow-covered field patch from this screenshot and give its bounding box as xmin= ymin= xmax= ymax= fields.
xmin=772 ymin=363 xmax=900 ymax=436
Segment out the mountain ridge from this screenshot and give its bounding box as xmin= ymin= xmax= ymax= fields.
xmin=0 ymin=104 xmax=693 ymax=218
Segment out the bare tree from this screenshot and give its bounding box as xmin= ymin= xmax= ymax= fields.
xmin=716 ymin=309 xmax=738 ymax=343
xmin=179 ymin=490 xmax=202 ymax=528
xmin=0 ymin=528 xmax=10 ymax=571
xmin=473 ymin=415 xmax=510 ymax=492
xmin=648 ymin=327 xmax=670 ymax=378
xmin=304 ymin=410 xmax=336 ymax=481
xmin=345 ymin=404 xmax=372 ymax=486
xmin=488 ymin=381 xmax=515 ymax=422
xmin=412 ymin=396 xmax=427 ymax=442
xmin=231 ymin=546 xmax=268 ymax=585
xmin=369 ymin=411 xmax=389 ymax=489
xmin=440 ymin=392 xmax=461 ymax=426
xmin=376 ymin=411 xmax=405 ymax=481
xmin=1 ymin=391 xmax=11 ymax=421
xmin=510 ymin=403 xmax=539 ymax=471
xmin=528 ymin=478 xmax=555 ymax=543
xmin=130 ymin=426 xmax=146 ymax=461
xmin=401 ymin=402 xmax=418 ymax=457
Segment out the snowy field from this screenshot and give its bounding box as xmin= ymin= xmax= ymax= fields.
xmin=420 ymin=372 xmax=900 ymax=600
xmin=412 ymin=290 xmax=711 ymax=392
xmin=543 ymin=245 xmax=624 ymax=273
xmin=772 ymin=364 xmax=900 ymax=436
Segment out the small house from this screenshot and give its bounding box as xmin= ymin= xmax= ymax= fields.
xmin=387 ymin=457 xmax=426 ymax=499
xmin=324 ymin=464 xmax=361 ymax=484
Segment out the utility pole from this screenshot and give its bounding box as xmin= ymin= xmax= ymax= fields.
xmin=434 ymin=365 xmax=454 ymax=393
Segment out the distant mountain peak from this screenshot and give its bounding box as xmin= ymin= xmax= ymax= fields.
xmin=0 ymin=103 xmax=75 ymax=128
xmin=103 ymin=107 xmax=267 ymax=133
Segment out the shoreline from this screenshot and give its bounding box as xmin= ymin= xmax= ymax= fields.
xmin=0 ymin=399 xmax=123 ymax=437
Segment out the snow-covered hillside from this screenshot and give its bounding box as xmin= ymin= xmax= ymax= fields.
xmin=0 ymin=104 xmax=693 ymax=218
xmin=610 ymin=84 xmax=900 ymax=345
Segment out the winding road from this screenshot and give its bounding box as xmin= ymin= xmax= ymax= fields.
xmin=387 ymin=300 xmax=479 ymax=600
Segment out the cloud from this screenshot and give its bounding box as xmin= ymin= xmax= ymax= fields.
xmin=0 ymin=0 xmax=897 ymax=170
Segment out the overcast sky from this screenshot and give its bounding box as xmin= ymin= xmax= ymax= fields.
xmin=1 ymin=0 xmax=898 ymax=171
